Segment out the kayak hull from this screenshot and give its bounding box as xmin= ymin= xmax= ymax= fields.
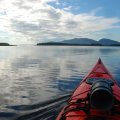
xmin=56 ymin=59 xmax=120 ymax=120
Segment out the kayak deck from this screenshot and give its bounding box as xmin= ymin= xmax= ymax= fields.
xmin=56 ymin=59 xmax=120 ymax=120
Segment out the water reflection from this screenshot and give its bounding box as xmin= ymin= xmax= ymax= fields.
xmin=0 ymin=46 xmax=119 ymax=119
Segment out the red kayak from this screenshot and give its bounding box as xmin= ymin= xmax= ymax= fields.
xmin=56 ymin=59 xmax=120 ymax=120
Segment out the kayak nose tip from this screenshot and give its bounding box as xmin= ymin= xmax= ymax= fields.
xmin=98 ymin=58 xmax=102 ymax=64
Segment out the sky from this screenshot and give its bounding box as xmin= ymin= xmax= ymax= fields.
xmin=0 ymin=0 xmax=120 ymax=44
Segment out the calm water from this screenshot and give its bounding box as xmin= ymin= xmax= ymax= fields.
xmin=0 ymin=46 xmax=120 ymax=119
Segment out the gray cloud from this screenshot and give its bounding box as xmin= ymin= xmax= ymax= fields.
xmin=46 ymin=9 xmax=61 ymax=20
xmin=11 ymin=20 xmax=41 ymax=33
xmin=64 ymin=20 xmax=78 ymax=29
xmin=13 ymin=0 xmax=32 ymax=9
xmin=32 ymin=8 xmax=62 ymax=20
xmin=11 ymin=19 xmax=60 ymax=35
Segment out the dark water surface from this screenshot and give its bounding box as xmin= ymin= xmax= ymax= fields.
xmin=0 ymin=46 xmax=120 ymax=120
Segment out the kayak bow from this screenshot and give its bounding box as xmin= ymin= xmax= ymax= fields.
xmin=56 ymin=58 xmax=120 ymax=120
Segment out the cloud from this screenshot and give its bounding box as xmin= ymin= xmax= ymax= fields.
xmin=55 ymin=0 xmax=61 ymax=5
xmin=90 ymin=7 xmax=103 ymax=15
xmin=0 ymin=0 xmax=120 ymax=44
xmin=63 ymin=6 xmax=72 ymax=11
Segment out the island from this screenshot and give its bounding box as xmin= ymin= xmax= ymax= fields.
xmin=37 ymin=38 xmax=120 ymax=46
xmin=0 ymin=43 xmax=16 ymax=46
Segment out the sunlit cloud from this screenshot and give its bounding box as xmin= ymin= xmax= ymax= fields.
xmin=0 ymin=0 xmax=120 ymax=44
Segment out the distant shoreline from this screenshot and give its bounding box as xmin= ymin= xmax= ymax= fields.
xmin=0 ymin=45 xmax=17 ymax=46
xmin=37 ymin=43 xmax=120 ymax=47
xmin=37 ymin=38 xmax=120 ymax=46
xmin=0 ymin=43 xmax=16 ymax=46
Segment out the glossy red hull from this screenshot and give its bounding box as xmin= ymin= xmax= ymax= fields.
xmin=56 ymin=59 xmax=120 ymax=120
